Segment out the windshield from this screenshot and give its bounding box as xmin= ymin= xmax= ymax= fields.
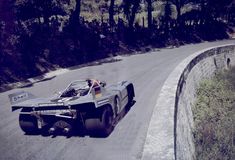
xmin=68 ymin=81 xmax=89 ymax=90
xmin=60 ymin=81 xmax=90 ymax=97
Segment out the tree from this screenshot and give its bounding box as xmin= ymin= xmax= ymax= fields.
xmin=69 ymin=0 xmax=81 ymax=27
xmin=168 ymin=0 xmax=186 ymax=27
xmin=122 ymin=0 xmax=141 ymax=29
xmin=146 ymin=0 xmax=153 ymax=29
xmin=174 ymin=0 xmax=182 ymax=25
xmin=162 ymin=0 xmax=174 ymax=35
xmin=190 ymin=0 xmax=234 ymax=25
xmin=227 ymin=2 xmax=235 ymax=24
xmin=205 ymin=0 xmax=233 ymax=21
xmin=14 ymin=0 xmax=70 ymax=25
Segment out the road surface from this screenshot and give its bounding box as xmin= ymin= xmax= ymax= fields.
xmin=0 ymin=40 xmax=234 ymax=160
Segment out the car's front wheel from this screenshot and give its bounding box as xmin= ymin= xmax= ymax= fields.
xmin=127 ymin=84 xmax=134 ymax=105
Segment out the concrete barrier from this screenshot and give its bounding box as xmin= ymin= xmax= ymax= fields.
xmin=142 ymin=44 xmax=235 ymax=160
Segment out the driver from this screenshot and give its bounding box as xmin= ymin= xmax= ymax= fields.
xmin=61 ymin=87 xmax=77 ymax=97
xmin=86 ymin=79 xmax=101 ymax=88
xmin=87 ymin=79 xmax=93 ymax=88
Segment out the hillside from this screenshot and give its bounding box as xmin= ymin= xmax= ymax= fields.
xmin=0 ymin=0 xmax=234 ymax=91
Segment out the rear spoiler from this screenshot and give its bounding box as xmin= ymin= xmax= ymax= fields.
xmin=8 ymin=91 xmax=36 ymax=111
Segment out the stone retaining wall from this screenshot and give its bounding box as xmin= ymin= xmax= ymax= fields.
xmin=142 ymin=44 xmax=235 ymax=160
xmin=175 ymin=45 xmax=235 ymax=160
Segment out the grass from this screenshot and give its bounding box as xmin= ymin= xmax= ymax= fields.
xmin=193 ymin=67 xmax=235 ymax=160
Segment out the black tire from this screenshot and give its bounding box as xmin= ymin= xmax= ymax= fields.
xmin=19 ymin=109 xmax=38 ymax=134
xmin=127 ymin=84 xmax=134 ymax=105
xmin=85 ymin=107 xmax=114 ymax=137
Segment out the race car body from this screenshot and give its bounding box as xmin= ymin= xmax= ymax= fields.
xmin=9 ymin=79 xmax=135 ymax=137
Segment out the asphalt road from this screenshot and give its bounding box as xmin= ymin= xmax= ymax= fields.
xmin=0 ymin=40 xmax=234 ymax=160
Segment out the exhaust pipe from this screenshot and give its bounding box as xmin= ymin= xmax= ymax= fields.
xmin=48 ymin=127 xmax=56 ymax=134
xmin=63 ymin=127 xmax=71 ymax=134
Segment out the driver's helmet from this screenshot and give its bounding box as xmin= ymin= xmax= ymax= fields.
xmin=86 ymin=79 xmax=93 ymax=87
xmin=86 ymin=79 xmax=100 ymax=88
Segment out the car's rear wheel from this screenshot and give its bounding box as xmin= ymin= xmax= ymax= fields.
xmin=19 ymin=108 xmax=38 ymax=134
xmin=85 ymin=107 xmax=114 ymax=137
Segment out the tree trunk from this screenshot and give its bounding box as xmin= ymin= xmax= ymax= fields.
xmin=109 ymin=0 xmax=115 ymax=27
xmin=70 ymin=0 xmax=81 ymax=26
xmin=175 ymin=0 xmax=182 ymax=27
xmin=201 ymin=0 xmax=206 ymax=24
xmin=129 ymin=1 xmax=140 ymax=29
xmin=147 ymin=0 xmax=152 ymax=29
xmin=164 ymin=1 xmax=171 ymax=36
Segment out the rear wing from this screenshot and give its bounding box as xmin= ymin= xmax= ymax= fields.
xmin=8 ymin=91 xmax=36 ymax=105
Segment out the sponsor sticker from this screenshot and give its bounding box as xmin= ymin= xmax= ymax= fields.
xmin=12 ymin=93 xmax=28 ymax=103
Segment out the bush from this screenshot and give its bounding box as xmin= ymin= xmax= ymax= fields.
xmin=193 ymin=67 xmax=235 ymax=160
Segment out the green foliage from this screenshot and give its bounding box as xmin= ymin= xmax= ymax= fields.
xmin=193 ymin=68 xmax=235 ymax=160
xmin=0 ymin=0 xmax=234 ymax=85
xmin=122 ymin=0 xmax=141 ymax=28
xmin=14 ymin=0 xmax=72 ymax=22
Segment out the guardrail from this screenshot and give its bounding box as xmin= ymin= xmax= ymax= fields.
xmin=142 ymin=44 xmax=235 ymax=160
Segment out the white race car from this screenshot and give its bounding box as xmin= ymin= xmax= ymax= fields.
xmin=9 ymin=79 xmax=135 ymax=137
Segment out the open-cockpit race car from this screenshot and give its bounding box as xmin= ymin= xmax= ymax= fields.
xmin=9 ymin=79 xmax=135 ymax=137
